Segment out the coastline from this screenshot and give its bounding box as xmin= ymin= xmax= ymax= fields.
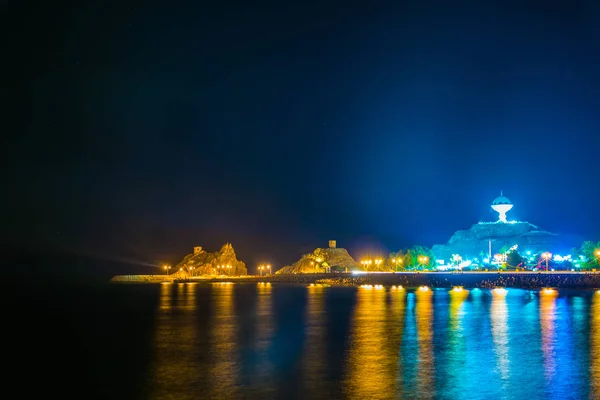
xmin=110 ymin=271 xmax=600 ymax=290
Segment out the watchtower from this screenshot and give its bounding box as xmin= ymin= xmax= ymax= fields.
xmin=193 ymin=246 xmax=203 ymax=254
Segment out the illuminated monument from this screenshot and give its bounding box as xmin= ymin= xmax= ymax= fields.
xmin=431 ymin=192 xmax=578 ymax=262
xmin=491 ymin=192 xmax=513 ymax=223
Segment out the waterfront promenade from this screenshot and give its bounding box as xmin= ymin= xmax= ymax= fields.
xmin=111 ymin=271 xmax=600 ymax=289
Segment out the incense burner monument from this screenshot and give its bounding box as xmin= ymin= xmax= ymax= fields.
xmin=431 ymin=193 xmax=576 ymax=262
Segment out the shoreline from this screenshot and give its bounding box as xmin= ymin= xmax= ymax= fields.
xmin=110 ymin=271 xmax=600 ymax=289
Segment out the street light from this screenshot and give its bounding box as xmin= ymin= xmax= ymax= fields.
xmin=374 ymin=259 xmax=382 ymax=269
xmin=418 ymin=256 xmax=429 ymax=270
xmin=542 ymin=252 xmax=552 ymax=272
xmin=258 ymin=264 xmax=271 ymax=276
xmin=361 ymin=259 xmax=374 ymax=271
xmin=163 ymin=265 xmax=171 ymax=275
xmin=391 ymin=257 xmax=403 ymax=272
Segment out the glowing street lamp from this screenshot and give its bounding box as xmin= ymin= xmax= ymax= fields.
xmin=391 ymin=258 xmax=403 ymax=272
xmin=418 ymin=256 xmax=429 ymax=269
xmin=542 ymin=252 xmax=552 ymax=272
xmin=258 ymin=264 xmax=270 ymax=277
xmin=374 ymin=259 xmax=382 ymax=268
xmin=361 ymin=259 xmax=373 ymax=271
xmin=163 ymin=264 xmax=171 ymax=275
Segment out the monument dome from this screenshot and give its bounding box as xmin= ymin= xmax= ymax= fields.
xmin=491 ymin=191 xmax=513 ymax=223
xmin=492 ymin=194 xmax=512 ymax=205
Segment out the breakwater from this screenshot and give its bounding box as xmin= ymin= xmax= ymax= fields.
xmin=110 ymin=272 xmax=600 ymax=289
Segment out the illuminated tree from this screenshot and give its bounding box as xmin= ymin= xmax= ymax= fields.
xmin=388 ymin=250 xmax=410 ymax=271
xmin=406 ymin=246 xmax=435 ymax=270
xmin=506 ymin=250 xmax=523 ymax=269
xmin=581 ymin=241 xmax=600 ymax=270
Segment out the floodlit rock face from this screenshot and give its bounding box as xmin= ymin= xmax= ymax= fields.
xmin=175 ymin=243 xmax=248 ymax=276
xmin=432 ymin=221 xmax=577 ymax=261
xmin=276 ymin=247 xmax=360 ymax=274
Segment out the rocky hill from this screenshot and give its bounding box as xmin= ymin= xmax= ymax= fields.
xmin=175 ymin=243 xmax=248 ymax=276
xmin=432 ymin=221 xmax=578 ymax=261
xmin=276 ymin=246 xmax=360 ymax=274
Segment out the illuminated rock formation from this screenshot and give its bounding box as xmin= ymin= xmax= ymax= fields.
xmin=276 ymin=241 xmax=360 ymax=274
xmin=175 ymin=243 xmax=248 ymax=276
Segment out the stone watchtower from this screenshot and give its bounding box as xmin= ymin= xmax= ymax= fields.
xmin=329 ymin=240 xmax=336 ymax=249
xmin=193 ymin=246 xmax=203 ymax=255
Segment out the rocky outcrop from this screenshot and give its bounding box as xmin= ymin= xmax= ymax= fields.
xmin=276 ymin=247 xmax=360 ymax=274
xmin=175 ymin=243 xmax=248 ymax=276
xmin=432 ymin=221 xmax=578 ymax=261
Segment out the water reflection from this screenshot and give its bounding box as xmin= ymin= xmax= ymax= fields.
xmin=142 ymin=285 xmax=598 ymax=400
xmin=591 ymin=293 xmax=600 ymax=398
xmin=415 ymin=288 xmax=434 ymax=399
xmin=345 ymin=286 xmax=397 ymax=399
xmin=539 ymin=290 xmax=557 ymax=381
xmin=207 ymin=283 xmax=239 ymax=398
xmin=449 ymin=288 xmax=468 ymax=331
xmin=389 ymin=287 xmax=406 ymax=396
xmin=254 ymin=283 xmax=274 ymax=390
xmin=302 ymin=284 xmax=327 ymax=397
xmin=491 ymin=289 xmax=510 ymax=382
xmin=150 ymin=283 xmax=199 ymax=400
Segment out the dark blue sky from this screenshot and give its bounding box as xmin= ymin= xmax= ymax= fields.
xmin=6 ymin=1 xmax=600 ymax=271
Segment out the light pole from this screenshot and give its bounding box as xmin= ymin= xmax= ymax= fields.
xmin=418 ymin=256 xmax=429 ymax=270
xmin=391 ymin=258 xmax=403 ymax=272
xmin=258 ymin=264 xmax=268 ymax=277
xmin=266 ymin=264 xmax=271 ymax=275
xmin=542 ymin=252 xmax=552 ymax=272
xmin=374 ymin=259 xmax=382 ymax=270
xmin=163 ymin=265 xmax=171 ymax=275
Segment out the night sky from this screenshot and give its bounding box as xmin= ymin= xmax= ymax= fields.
xmin=6 ymin=1 xmax=600 ymax=273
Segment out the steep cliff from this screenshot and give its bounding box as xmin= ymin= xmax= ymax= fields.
xmin=432 ymin=221 xmax=577 ymax=261
xmin=175 ymin=243 xmax=248 ymax=276
xmin=276 ymin=247 xmax=360 ymax=274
